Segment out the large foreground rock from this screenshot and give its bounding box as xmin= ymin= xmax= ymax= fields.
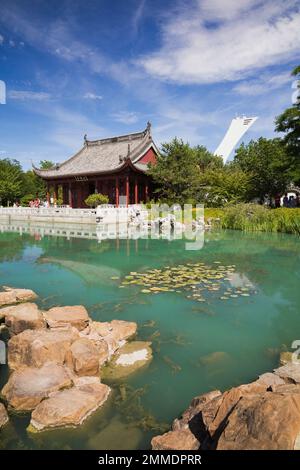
xmin=217 ymin=390 xmax=300 ymax=450
xmin=44 ymin=305 xmax=90 ymax=331
xmin=0 ymin=403 xmax=9 ymax=428
xmin=151 ymin=429 xmax=199 ymax=450
xmin=2 ymin=303 xmax=45 ymax=335
xmin=0 ymin=286 xmax=37 ymax=307
xmin=101 ymin=341 xmax=152 ymax=380
xmin=29 ymin=382 xmax=111 ymax=431
xmin=65 ymin=338 xmax=101 ymax=376
xmin=8 ymin=327 xmax=78 ymax=370
xmin=1 ymin=363 xmax=72 ymax=411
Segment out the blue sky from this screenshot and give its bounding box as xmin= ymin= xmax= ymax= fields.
xmin=0 ymin=0 xmax=299 ymax=169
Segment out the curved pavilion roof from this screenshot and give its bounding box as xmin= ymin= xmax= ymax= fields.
xmin=33 ymin=123 xmax=158 ymax=180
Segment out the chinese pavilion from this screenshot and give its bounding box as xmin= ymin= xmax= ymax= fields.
xmin=33 ymin=122 xmax=158 ymax=208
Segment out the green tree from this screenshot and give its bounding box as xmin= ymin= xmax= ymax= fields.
xmin=198 ymin=165 xmax=250 ymax=207
xmin=40 ymin=160 xmax=55 ymax=170
xmin=148 ymin=138 xmax=221 ymax=205
xmin=275 ymin=65 xmax=300 ymax=183
xmin=85 ymin=193 xmax=109 ymax=208
xmin=0 ymin=158 xmax=23 ymax=205
xmin=234 ymin=138 xmax=290 ymax=203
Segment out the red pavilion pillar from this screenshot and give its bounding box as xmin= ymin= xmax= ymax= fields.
xmin=145 ymin=182 xmax=148 ymax=202
xmin=53 ymin=184 xmax=58 ymax=205
xmin=46 ymin=183 xmax=50 ymax=206
xmin=126 ymin=176 xmax=129 ymax=207
xmin=134 ymin=177 xmax=138 ymax=204
xmin=68 ymin=182 xmax=72 ymax=207
xmin=116 ymin=177 xmax=119 ymax=207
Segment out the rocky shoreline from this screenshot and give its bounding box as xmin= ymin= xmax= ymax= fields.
xmin=0 ymin=287 xmax=152 ymax=432
xmin=151 ymin=361 xmax=300 ymax=450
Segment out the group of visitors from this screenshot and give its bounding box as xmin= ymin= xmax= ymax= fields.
xmin=274 ymin=193 xmax=300 ymax=208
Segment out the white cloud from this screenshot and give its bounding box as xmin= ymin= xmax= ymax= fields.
xmin=0 ymin=34 xmax=4 ymax=44
xmin=9 ymin=39 xmax=15 ymax=47
xmin=83 ymin=92 xmax=103 ymax=100
xmin=8 ymin=90 xmax=51 ymax=101
xmin=111 ymin=111 xmax=139 ymax=124
xmin=139 ymin=0 xmax=300 ymax=84
xmin=233 ymin=71 xmax=293 ymax=96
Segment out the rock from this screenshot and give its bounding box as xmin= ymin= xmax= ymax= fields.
xmin=151 ymin=429 xmax=199 ymax=450
xmin=3 ymin=303 xmax=46 ymax=335
xmin=82 ymin=320 xmax=137 ymax=359
xmin=65 ymin=338 xmax=101 ymax=376
xmin=8 ymin=327 xmax=78 ymax=370
xmin=71 ymin=376 xmax=100 ymax=387
xmin=172 ymin=390 xmax=222 ymax=432
xmin=29 ymin=382 xmax=111 ymax=431
xmin=274 ymin=363 xmax=300 ymax=383
xmin=257 ymin=372 xmax=286 ymax=388
xmin=1 ymin=363 xmax=72 ymax=411
xmin=0 ymin=403 xmax=9 ymax=428
xmin=101 ymin=341 xmax=152 ymax=380
xmin=90 ymin=320 xmax=137 ymax=342
xmin=87 ymin=416 xmax=143 ymax=450
xmin=279 ymin=351 xmax=294 ymax=366
xmin=44 ymin=305 xmax=90 ymax=331
xmin=198 ymin=351 xmax=231 ymax=366
xmin=217 ymin=391 xmax=300 ymax=450
xmin=202 ymin=382 xmax=267 ymax=438
xmin=0 ymin=286 xmax=37 ymax=307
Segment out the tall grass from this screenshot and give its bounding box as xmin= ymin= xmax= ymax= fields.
xmin=205 ymin=204 xmax=300 ymax=235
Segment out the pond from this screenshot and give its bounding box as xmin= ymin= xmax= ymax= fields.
xmin=0 ymin=224 xmax=300 ymax=449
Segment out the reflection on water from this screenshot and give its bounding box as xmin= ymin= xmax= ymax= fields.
xmin=0 ymin=222 xmax=300 ymax=449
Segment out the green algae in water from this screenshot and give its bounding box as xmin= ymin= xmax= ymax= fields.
xmin=1 ymin=227 xmax=300 ymax=449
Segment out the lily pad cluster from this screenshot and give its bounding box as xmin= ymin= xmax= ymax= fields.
xmin=118 ymin=261 xmax=256 ymax=302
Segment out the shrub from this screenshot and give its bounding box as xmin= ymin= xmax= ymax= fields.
xmin=20 ymin=194 xmax=35 ymax=207
xmin=85 ymin=193 xmax=109 ymax=208
xmin=220 ymin=204 xmax=300 ymax=235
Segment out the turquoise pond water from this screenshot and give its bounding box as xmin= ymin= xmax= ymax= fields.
xmin=0 ymin=225 xmax=300 ymax=449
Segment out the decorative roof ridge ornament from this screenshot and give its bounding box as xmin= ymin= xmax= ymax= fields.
xmin=146 ymin=121 xmax=151 ymax=135
xmin=84 ymin=134 xmax=88 ymax=146
xmin=127 ymin=143 xmax=131 ymax=157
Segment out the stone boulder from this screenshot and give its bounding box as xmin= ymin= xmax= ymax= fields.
xmin=217 ymin=390 xmax=300 ymax=450
xmin=1 ymin=362 xmax=72 ymax=411
xmin=2 ymin=303 xmax=45 ymax=335
xmin=29 ymin=382 xmax=111 ymax=432
xmin=0 ymin=286 xmax=37 ymax=307
xmin=8 ymin=327 xmax=78 ymax=370
xmin=274 ymin=363 xmax=300 ymax=384
xmin=101 ymin=341 xmax=152 ymax=380
xmin=0 ymin=403 xmax=9 ymax=428
xmin=44 ymin=305 xmax=90 ymax=331
xmin=279 ymin=351 xmax=293 ymax=366
xmin=151 ymin=429 xmax=199 ymax=450
xmin=81 ymin=320 xmax=137 ymax=358
xmin=65 ymin=338 xmax=102 ymax=377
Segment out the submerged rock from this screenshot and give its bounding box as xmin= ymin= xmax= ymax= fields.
xmin=101 ymin=341 xmax=152 ymax=380
xmin=1 ymin=363 xmax=72 ymax=411
xmin=65 ymin=338 xmax=101 ymax=377
xmin=8 ymin=327 xmax=78 ymax=370
xmin=44 ymin=305 xmax=90 ymax=331
xmin=279 ymin=351 xmax=294 ymax=366
xmin=87 ymin=416 xmax=143 ymax=450
xmin=0 ymin=286 xmax=37 ymax=307
xmin=29 ymin=382 xmax=111 ymax=432
xmin=2 ymin=303 xmax=45 ymax=336
xmin=0 ymin=403 xmax=9 ymax=428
